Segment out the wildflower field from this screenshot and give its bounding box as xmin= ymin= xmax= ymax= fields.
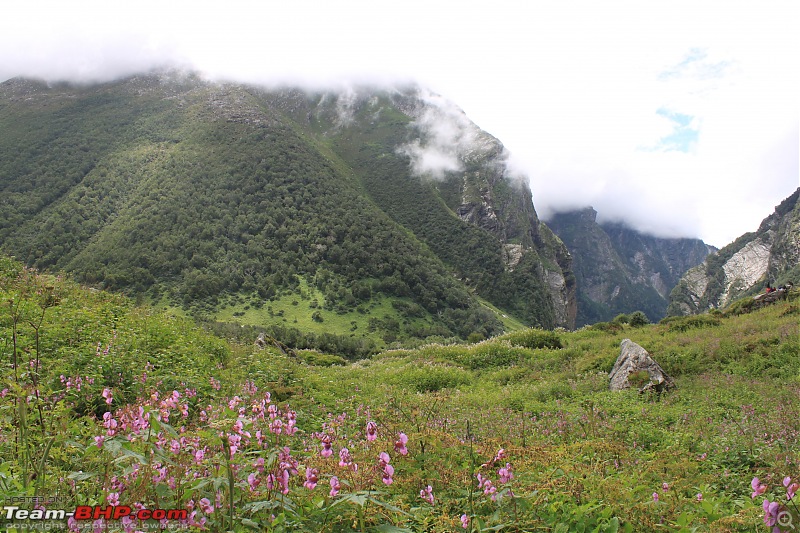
xmin=1 ymin=256 xmax=799 ymax=532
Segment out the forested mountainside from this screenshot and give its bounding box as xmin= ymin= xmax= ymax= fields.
xmin=669 ymin=187 xmax=799 ymax=315
xmin=0 ymin=71 xmax=575 ymax=346
xmin=548 ymin=207 xmax=713 ymax=326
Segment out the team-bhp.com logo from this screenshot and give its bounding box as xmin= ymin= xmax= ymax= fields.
xmin=3 ymin=504 xmax=188 ymax=529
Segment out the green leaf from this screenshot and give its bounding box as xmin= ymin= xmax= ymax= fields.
xmin=241 ymin=518 xmax=261 ymax=529
xmin=67 ymin=471 xmax=97 ymax=481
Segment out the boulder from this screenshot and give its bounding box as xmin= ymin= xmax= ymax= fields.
xmin=609 ymin=339 xmax=675 ymax=393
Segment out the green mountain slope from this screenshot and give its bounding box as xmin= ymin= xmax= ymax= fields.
xmin=0 ymin=72 xmax=575 ymax=346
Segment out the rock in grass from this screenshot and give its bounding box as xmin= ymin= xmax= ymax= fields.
xmin=609 ymin=339 xmax=675 ymax=393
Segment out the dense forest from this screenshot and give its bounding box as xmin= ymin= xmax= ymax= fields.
xmin=0 ymin=74 xmax=579 ymax=346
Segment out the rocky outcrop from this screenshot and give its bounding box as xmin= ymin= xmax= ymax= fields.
xmin=547 ymin=208 xmax=713 ymax=326
xmin=668 ymin=188 xmax=800 ymax=315
xmin=609 ymin=339 xmax=675 ymax=393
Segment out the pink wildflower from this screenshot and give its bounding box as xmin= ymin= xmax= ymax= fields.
xmin=652 ymin=492 xmax=659 ymax=502
xmin=107 ymin=493 xmax=119 ymax=506
xmin=784 ymin=477 xmax=799 ymax=500
xmin=94 ymin=436 xmax=104 ymax=448
xmin=320 ymin=434 xmax=333 ymax=458
xmin=394 ymin=433 xmax=408 ymax=455
xmin=662 ymin=482 xmax=669 ymax=492
xmin=752 ymin=477 xmax=767 ymax=499
xmin=199 ymin=498 xmax=214 ymax=515
xmin=379 ymin=452 xmax=393 ymax=485
xmin=304 ymin=468 xmax=319 ymax=490
xmin=696 ymin=493 xmax=703 ymax=502
xmin=247 ymin=472 xmax=259 ymax=491
xmin=366 ymin=420 xmax=378 ymax=441
xmin=102 ymin=388 xmax=113 ymax=405
xmin=329 ymin=476 xmax=340 ymax=497
xmin=339 ymin=448 xmax=353 ymax=468
xmin=461 ymin=514 xmax=470 ymax=529
xmin=763 ymin=499 xmax=780 ymax=529
xmin=419 ymin=485 xmax=434 ymax=505
xmin=498 ymin=463 xmax=513 ymax=484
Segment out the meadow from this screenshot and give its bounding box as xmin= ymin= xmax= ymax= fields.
xmin=1 ymin=256 xmax=799 ymax=532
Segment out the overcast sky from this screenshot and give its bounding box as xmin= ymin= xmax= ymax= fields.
xmin=2 ymin=0 xmax=797 ymax=247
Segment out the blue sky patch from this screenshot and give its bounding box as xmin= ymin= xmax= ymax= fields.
xmin=653 ymin=107 xmax=699 ymax=152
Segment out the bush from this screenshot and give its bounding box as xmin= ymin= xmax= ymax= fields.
xmin=628 ymin=311 xmax=650 ymax=327
xmin=390 ymin=363 xmax=472 ymax=392
xmin=504 ymin=329 xmax=563 ymax=350
xmin=660 ymin=314 xmax=721 ymax=332
xmin=613 ymin=313 xmax=630 ymax=325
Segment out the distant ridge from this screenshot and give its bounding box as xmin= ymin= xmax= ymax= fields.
xmin=547 ymin=207 xmax=714 ymax=326
xmin=668 ymin=187 xmax=800 ymax=315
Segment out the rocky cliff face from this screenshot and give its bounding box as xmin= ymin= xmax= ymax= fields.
xmin=669 ymin=188 xmax=800 ymax=314
xmin=547 ymin=208 xmax=713 ymax=326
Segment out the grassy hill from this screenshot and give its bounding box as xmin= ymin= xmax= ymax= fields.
xmin=1 ymin=256 xmax=798 ymax=531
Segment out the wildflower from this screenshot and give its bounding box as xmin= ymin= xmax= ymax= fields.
xmin=379 ymin=452 xmax=394 ymax=485
xmin=339 ymin=448 xmax=353 ymax=468
xmin=304 ymin=468 xmax=319 ymax=490
xmin=199 ymin=498 xmax=214 ymax=515
xmin=94 ymin=436 xmax=104 ymax=448
xmin=107 ymin=493 xmax=119 ymax=506
xmin=320 ymin=434 xmax=333 ymax=458
xmin=696 ymin=493 xmax=703 ymax=502
xmin=477 ymin=474 xmax=497 ymax=500
xmin=228 ymin=396 xmax=241 ymax=410
xmin=652 ymin=492 xmax=659 ymax=503
xmin=662 ymin=482 xmax=669 ymax=492
xmin=194 ymin=449 xmax=205 ymax=464
xmin=394 ymin=432 xmax=409 ymax=455
xmin=102 ymin=388 xmax=113 ymax=405
xmin=763 ymin=499 xmax=780 ymax=529
xmin=419 ymin=485 xmax=434 ymax=505
xmin=498 ymin=463 xmax=513 ymax=484
xmin=366 ymin=421 xmax=378 ymax=441
xmin=247 ymin=473 xmax=259 ymax=492
xmin=329 ymin=476 xmax=340 ymax=497
xmin=751 ymin=477 xmax=767 ymax=499
xmin=482 ymin=448 xmax=507 ymax=467
xmin=784 ymin=477 xmax=799 ymax=500
xmin=461 ymin=514 xmax=470 ymax=529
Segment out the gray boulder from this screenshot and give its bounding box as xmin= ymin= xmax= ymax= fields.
xmin=609 ymin=339 xmax=675 ymax=393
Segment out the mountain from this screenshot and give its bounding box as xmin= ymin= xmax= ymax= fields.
xmin=668 ymin=187 xmax=800 ymax=315
xmin=547 ymin=207 xmax=714 ymax=326
xmin=0 ymin=71 xmax=575 ymax=346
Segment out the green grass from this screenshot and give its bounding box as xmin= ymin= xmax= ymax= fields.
xmin=2 ymin=257 xmax=799 ymax=531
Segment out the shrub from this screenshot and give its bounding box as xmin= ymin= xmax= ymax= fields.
xmin=613 ymin=313 xmax=630 ymax=325
xmin=660 ymin=313 xmax=721 ymax=332
xmin=628 ymin=310 xmax=650 ymax=327
xmin=390 ymin=363 xmax=472 ymax=392
xmin=504 ymin=329 xmax=562 ymax=350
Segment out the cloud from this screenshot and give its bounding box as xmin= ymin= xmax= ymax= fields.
xmin=0 ymin=0 xmax=796 ymax=247
xmin=397 ymin=89 xmax=498 ymax=179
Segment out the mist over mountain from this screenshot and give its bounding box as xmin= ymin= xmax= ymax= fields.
xmin=547 ymin=207 xmax=714 ymax=326
xmin=0 ymin=71 xmax=576 ymax=348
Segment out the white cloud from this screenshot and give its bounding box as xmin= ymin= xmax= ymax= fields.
xmin=1 ymin=0 xmax=797 ymax=247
